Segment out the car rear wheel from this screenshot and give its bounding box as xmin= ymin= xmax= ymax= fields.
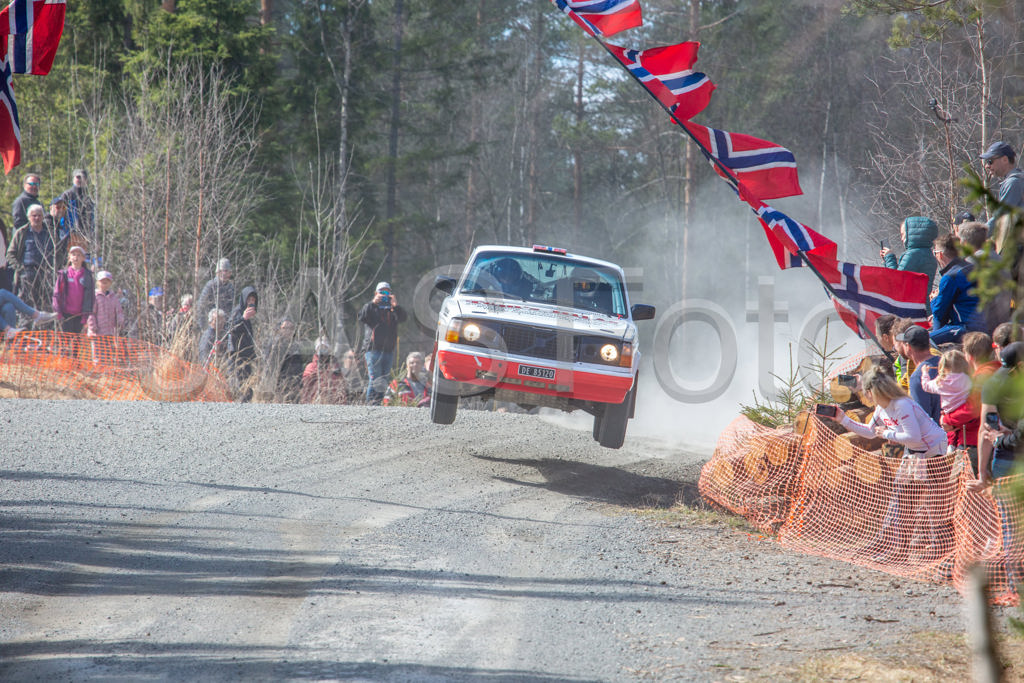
xmin=430 ymin=362 xmax=458 ymax=425
xmin=596 ymin=381 xmax=636 ymax=449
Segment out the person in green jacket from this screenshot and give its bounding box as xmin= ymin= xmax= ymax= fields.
xmin=880 ymin=215 xmax=939 ymax=288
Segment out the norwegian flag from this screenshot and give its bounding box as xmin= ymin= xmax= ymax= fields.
xmin=605 ymin=41 xmax=715 ymax=121
xmin=0 ymin=0 xmax=65 ymax=75
xmin=805 ymin=253 xmax=929 ymax=339
xmin=551 ymin=0 xmax=642 ymax=38
xmin=680 ymin=121 xmax=802 ymax=201
xmin=0 ymin=56 xmax=19 ymax=173
xmin=750 ymin=201 xmax=836 ymax=269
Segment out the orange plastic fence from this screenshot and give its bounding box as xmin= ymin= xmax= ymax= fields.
xmin=701 ymin=414 xmax=1024 ymax=605
xmin=0 ymin=330 xmax=231 ymax=402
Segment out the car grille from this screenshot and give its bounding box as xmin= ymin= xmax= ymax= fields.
xmin=466 ymin=321 xmax=617 ymax=364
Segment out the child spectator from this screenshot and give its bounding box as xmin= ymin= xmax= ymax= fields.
xmin=52 ymin=245 xmax=94 ymax=334
xmin=921 ymin=349 xmax=974 ymax=454
xmin=86 ymin=270 xmax=124 ymax=337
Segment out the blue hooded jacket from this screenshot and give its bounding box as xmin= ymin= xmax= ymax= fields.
xmin=931 ymin=258 xmax=985 ymax=332
xmin=884 ymin=216 xmax=939 ymax=287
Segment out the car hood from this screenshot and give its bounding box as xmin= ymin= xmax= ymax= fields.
xmin=453 ymin=296 xmax=632 ymax=337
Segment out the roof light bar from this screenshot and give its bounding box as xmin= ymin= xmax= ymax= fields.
xmin=532 ymin=244 xmax=568 ymax=255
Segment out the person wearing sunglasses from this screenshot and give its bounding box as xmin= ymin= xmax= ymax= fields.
xmin=979 ymin=141 xmax=1024 ymax=229
xmin=11 ymin=173 xmax=41 ymax=232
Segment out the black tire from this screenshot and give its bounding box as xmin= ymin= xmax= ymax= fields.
xmin=596 ymin=382 xmax=636 ymax=449
xmin=430 ymin=362 xmax=458 ymax=425
xmin=592 ymin=411 xmax=603 ymax=441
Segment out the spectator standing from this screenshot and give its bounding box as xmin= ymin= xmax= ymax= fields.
xmin=993 ymin=322 xmax=1020 ymax=353
xmin=11 ymin=173 xmax=41 ymax=232
xmin=8 ymin=203 xmax=63 ymax=319
xmin=384 ymin=351 xmax=431 ymax=407
xmin=58 ymin=169 xmax=96 ymax=241
xmin=198 ymin=308 xmax=232 ymax=370
xmin=339 ymin=347 xmax=365 ymax=402
xmin=196 ymin=258 xmax=235 ymax=330
xmin=228 ymin=285 xmax=258 ymax=402
xmin=891 ymin=318 xmax=918 ymax=390
xmin=86 ymin=270 xmax=124 ymax=337
xmin=881 ymin=216 xmax=939 ymax=288
xmin=46 ymin=197 xmax=70 ymax=244
xmin=898 ymin=325 xmax=942 ymax=426
xmin=137 ymin=286 xmax=167 ymax=346
xmin=52 ymin=245 xmax=94 ymax=334
xmin=979 ymin=141 xmax=1024 ymax=227
xmin=972 ymin=343 xmax=1024 ymax=488
xmin=929 ymin=233 xmax=985 ymax=344
xmin=960 ymin=221 xmax=1012 ymax=333
xmin=300 ymin=337 xmax=346 ymax=404
xmin=166 ymin=294 xmax=194 ymax=344
xmin=357 ymin=281 xmax=407 ymax=404
xmin=946 ymin=331 xmax=1000 ymax=476
xmin=260 ymin=317 xmax=298 ymax=401
xmin=0 ymin=213 xmax=10 ymax=292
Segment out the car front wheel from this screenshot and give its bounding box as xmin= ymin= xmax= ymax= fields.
xmin=596 ymin=381 xmax=636 ymax=449
xmin=430 ymin=362 xmax=458 ymax=425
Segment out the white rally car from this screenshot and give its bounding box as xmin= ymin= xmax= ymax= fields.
xmin=430 ymin=245 xmax=655 ymax=448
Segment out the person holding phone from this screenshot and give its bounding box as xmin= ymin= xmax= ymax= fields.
xmin=820 ymin=367 xmax=949 ymax=562
xmin=357 ymin=281 xmax=407 ymax=404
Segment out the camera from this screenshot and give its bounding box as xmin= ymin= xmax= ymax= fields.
xmin=986 ymin=412 xmax=1001 ymax=430
xmin=837 ymin=374 xmax=858 ymax=388
xmin=378 ymin=292 xmax=391 ymax=308
xmin=814 ymin=403 xmax=839 ymax=418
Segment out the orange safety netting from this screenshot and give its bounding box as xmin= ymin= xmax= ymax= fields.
xmin=0 ymin=330 xmax=231 ymax=402
xmin=701 ymin=413 xmax=1024 ymax=605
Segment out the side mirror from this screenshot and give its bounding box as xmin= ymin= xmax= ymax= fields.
xmin=630 ymin=304 xmax=655 ymax=321
xmin=434 ymin=276 xmax=457 ymax=295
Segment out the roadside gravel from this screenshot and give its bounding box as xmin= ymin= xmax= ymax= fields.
xmin=0 ymin=399 xmax=995 ymax=681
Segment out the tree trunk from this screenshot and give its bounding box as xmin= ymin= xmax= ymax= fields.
xmin=260 ymin=0 xmax=271 ymax=26
xmin=463 ymin=0 xmax=484 ymax=258
xmin=384 ymin=0 xmax=404 ymax=279
xmin=573 ymin=44 xmax=584 ymax=245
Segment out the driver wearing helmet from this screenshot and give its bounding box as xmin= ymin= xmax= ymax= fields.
xmin=490 ymin=257 xmax=533 ymax=299
xmin=572 ymin=268 xmax=606 ymax=312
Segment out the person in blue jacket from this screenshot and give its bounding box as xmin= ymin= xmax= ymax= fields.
xmin=880 ymin=216 xmax=939 ymax=288
xmin=929 ymin=234 xmax=985 ymax=345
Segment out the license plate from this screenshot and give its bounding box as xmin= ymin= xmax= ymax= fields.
xmin=518 ymin=364 xmax=555 ymax=380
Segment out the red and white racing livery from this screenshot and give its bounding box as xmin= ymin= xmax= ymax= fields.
xmin=430 ymin=245 xmax=655 ymax=448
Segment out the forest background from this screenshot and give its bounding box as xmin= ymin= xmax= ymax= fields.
xmin=5 ymin=0 xmax=1023 ymax=356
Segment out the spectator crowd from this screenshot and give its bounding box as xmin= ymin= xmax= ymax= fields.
xmin=0 ymin=170 xmax=433 ymax=408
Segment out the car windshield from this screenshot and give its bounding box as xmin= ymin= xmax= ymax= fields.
xmin=460 ymin=252 xmax=628 ymax=317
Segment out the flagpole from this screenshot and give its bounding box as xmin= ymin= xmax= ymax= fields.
xmin=795 ymin=250 xmax=895 ymax=363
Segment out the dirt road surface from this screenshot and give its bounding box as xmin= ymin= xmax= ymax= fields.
xmin=1 ymin=400 xmax=973 ymax=681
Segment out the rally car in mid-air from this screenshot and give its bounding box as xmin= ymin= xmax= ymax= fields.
xmin=430 ymin=245 xmax=655 ymax=449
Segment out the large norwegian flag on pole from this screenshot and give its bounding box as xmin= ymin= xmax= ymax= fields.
xmin=0 ymin=56 xmax=20 ymax=173
xmin=749 ymin=200 xmax=836 ymax=269
xmin=605 ymin=41 xmax=715 ymax=121
xmin=805 ymin=253 xmax=929 ymax=339
xmin=550 ymin=0 xmax=642 ymax=38
xmin=0 ymin=0 xmax=65 ymax=75
xmin=680 ymin=121 xmax=802 ymax=201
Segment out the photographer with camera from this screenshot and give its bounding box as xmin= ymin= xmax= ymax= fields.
xmin=357 ymin=281 xmax=407 ymax=404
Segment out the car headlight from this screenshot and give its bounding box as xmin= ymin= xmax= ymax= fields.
xmin=463 ymin=323 xmax=481 ymax=342
xmin=600 ymin=343 xmax=619 ymax=362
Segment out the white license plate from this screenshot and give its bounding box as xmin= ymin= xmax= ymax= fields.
xmin=518 ymin=364 xmax=555 ymax=380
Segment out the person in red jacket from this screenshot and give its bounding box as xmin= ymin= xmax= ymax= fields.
xmin=944 ymin=331 xmax=1001 ymax=476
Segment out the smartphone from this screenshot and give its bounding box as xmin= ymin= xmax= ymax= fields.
xmin=837 ymin=374 xmax=858 ymax=388
xmin=880 ymin=239 xmax=887 ymax=250
xmin=814 ymin=403 xmax=838 ymax=418
xmin=986 ymin=412 xmax=1001 ymax=430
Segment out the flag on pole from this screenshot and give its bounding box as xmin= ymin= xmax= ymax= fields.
xmin=680 ymin=121 xmax=802 ymax=201
xmin=550 ymin=0 xmax=642 ymax=38
xmin=605 ymin=41 xmax=715 ymax=120
xmin=0 ymin=0 xmax=65 ymax=75
xmin=750 ymin=201 xmax=836 ymax=269
xmin=0 ymin=56 xmax=20 ymax=173
xmin=806 ymin=254 xmax=929 ymax=338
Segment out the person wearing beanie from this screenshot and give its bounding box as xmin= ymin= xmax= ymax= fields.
xmin=195 ymin=257 xmax=235 ymax=330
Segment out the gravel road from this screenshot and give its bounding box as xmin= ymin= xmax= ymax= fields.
xmin=0 ymin=399 xmax=974 ymax=681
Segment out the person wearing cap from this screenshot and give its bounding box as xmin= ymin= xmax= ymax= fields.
xmin=980 ymin=141 xmax=1024 ymax=225
xmin=357 ymin=281 xmax=407 ymax=404
xmin=58 ymin=168 xmax=95 ymax=239
xmin=897 ymin=324 xmax=942 ymax=426
xmin=52 ymin=244 xmax=94 ymax=334
xmin=300 ymin=336 xmax=346 ymax=404
xmin=8 ymin=203 xmax=63 ymax=321
xmin=45 ymin=196 xmax=71 ymax=243
xmin=11 ymin=172 xmax=41 ymax=232
xmin=196 ymin=257 xmax=235 ymax=331
xmin=929 ymin=233 xmax=985 ymax=345
xmin=86 ymin=269 xmax=124 ymax=338
xmin=881 ymin=216 xmax=939 ymax=288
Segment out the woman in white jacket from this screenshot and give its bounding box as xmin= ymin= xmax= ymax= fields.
xmin=824 ymin=367 xmax=951 ymax=563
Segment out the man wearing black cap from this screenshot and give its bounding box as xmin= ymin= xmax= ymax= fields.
xmin=980 ymin=141 xmax=1024 ymax=226
xmin=897 ymin=324 xmax=942 ymax=425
